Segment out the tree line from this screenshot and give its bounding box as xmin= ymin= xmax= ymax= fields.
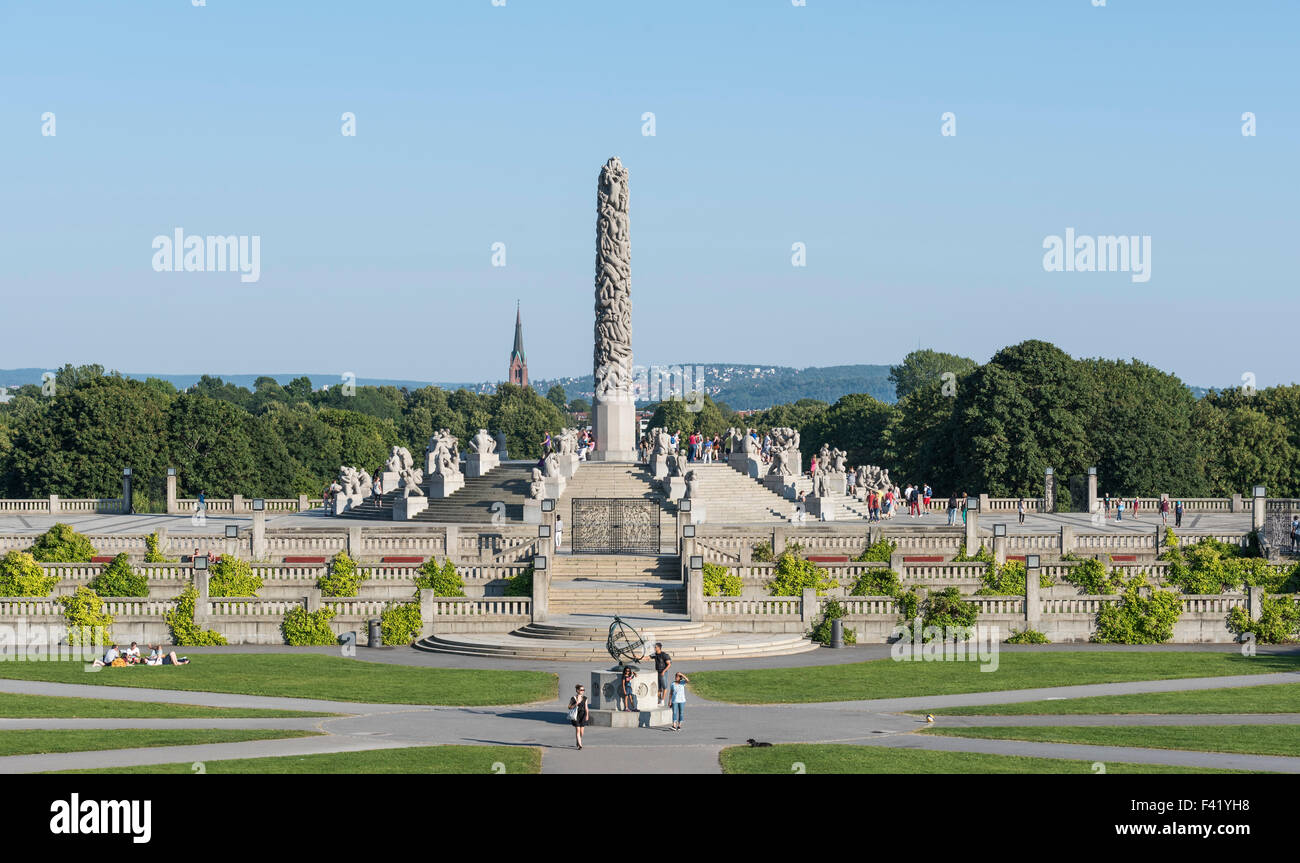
xmin=2 ymin=341 xmax=1296 ymax=508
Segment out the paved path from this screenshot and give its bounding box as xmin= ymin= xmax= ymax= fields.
xmin=2 ymin=665 xmax=1299 ymax=774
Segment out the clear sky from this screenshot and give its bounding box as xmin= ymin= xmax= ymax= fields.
xmin=2 ymin=0 xmax=1296 ymax=389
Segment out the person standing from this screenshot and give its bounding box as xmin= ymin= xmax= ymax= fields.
xmin=1175 ymin=499 xmax=1184 ymax=527
xmin=1018 ymin=497 xmax=1026 ymax=524
xmin=1291 ymin=516 xmax=1300 ymax=553
xmin=645 ymin=642 xmax=671 ymax=706
xmin=1159 ymin=497 xmax=1169 ymax=525
xmin=1104 ymin=494 xmax=1111 ymax=518
xmin=669 ymin=672 xmax=690 ymax=731
xmin=960 ymin=492 xmax=968 ymax=525
xmin=1116 ymin=499 xmax=1125 ymax=521
xmin=619 ymin=666 xmax=638 ymax=712
xmin=947 ymin=492 xmax=959 ymax=526
xmin=567 ymin=684 xmax=589 ymax=749
xmin=1132 ymin=497 xmax=1140 ymax=520
xmin=923 ymin=483 xmax=932 ymax=514
xmin=555 ymin=514 xmax=564 ymax=551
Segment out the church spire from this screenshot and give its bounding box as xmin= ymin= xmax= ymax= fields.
xmin=508 ymin=301 xmax=528 ymax=387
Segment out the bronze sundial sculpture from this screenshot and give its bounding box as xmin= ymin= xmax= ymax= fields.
xmin=606 ymin=615 xmax=647 ymax=669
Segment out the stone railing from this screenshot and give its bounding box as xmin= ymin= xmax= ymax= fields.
xmin=703 ymin=598 xmax=802 ymax=618
xmin=428 ymin=597 xmax=531 ymax=618
xmin=0 ymin=498 xmax=126 ymax=515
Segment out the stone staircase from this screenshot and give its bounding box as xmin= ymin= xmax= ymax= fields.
xmin=683 ymin=463 xmax=792 ymax=523
xmin=338 ymin=463 xmax=535 ymax=523
xmin=550 ymin=554 xmax=686 ymax=615
xmin=413 ymin=613 xmax=818 ymax=660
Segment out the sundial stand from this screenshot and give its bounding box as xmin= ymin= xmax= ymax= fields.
xmin=587 ymin=615 xmax=672 ymax=728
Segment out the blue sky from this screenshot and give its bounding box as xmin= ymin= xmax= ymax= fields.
xmin=1 ymin=0 xmax=1296 ymax=388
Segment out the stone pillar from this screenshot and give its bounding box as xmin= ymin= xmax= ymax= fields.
xmin=1044 ymin=468 xmax=1056 ymax=513
xmin=1086 ymin=468 xmax=1098 ymax=515
xmin=1060 ymin=524 xmax=1074 ymax=556
xmin=297 ymin=494 xmax=309 ymax=512
xmin=418 ymin=588 xmax=435 ymax=637
xmin=304 ymin=588 xmax=322 ymax=613
xmin=156 ymin=526 xmax=168 ymax=558
xmin=800 ymin=588 xmax=819 ymax=625
xmin=589 ymin=157 xmax=638 ymax=462
xmin=1024 ymin=561 xmax=1041 ymax=627
xmin=251 ymin=509 xmax=267 ymax=561
xmin=193 ymin=569 xmax=211 ymax=624
xmin=232 ymin=494 xmax=245 ymax=514
xmin=964 ymin=501 xmax=980 ymax=552
xmin=1248 ymin=586 xmax=1264 ymax=622
xmin=532 ymin=513 xmax=555 ymax=623
xmin=445 ymin=525 xmax=460 ymax=564
xmin=347 ymin=526 xmax=362 ymax=559
xmin=992 ymin=534 xmax=1007 ymax=566
xmin=684 ymin=537 xmax=704 ymax=621
xmin=1230 ymin=493 xmax=1242 ymax=513
xmin=1252 ymin=489 xmax=1266 ymax=533
xmin=772 ymin=526 xmax=787 ymax=556
xmin=48 ymin=494 xmax=59 ymax=515
xmin=166 ymin=472 xmax=178 ymax=514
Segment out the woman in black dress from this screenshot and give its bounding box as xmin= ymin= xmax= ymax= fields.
xmin=568 ymin=684 xmax=590 ymax=749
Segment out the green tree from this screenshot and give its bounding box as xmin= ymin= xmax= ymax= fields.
xmin=888 ymin=349 xmax=977 ymax=401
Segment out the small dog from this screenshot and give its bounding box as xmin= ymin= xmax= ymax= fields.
xmin=746 ymin=738 xmax=772 ymax=747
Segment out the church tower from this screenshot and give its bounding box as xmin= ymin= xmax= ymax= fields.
xmin=508 ymin=302 xmax=528 ymax=387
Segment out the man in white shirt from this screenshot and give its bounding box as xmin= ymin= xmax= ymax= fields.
xmin=101 ymin=645 xmax=120 ymax=666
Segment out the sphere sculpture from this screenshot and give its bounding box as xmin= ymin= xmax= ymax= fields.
xmin=605 ymin=615 xmax=646 ymax=668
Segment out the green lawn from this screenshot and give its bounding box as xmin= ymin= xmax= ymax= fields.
xmin=689 ymin=653 xmax=1299 ymax=704
xmin=0 ymin=728 xmax=318 ymax=757
xmin=54 ymin=744 xmax=542 ymax=774
xmin=0 ymin=692 xmax=331 ymax=719
xmin=923 ymin=725 xmax=1300 ymax=757
xmin=922 ymin=683 xmax=1300 ymax=716
xmin=718 ymin=743 xmax=1255 ymax=774
xmin=0 ymin=655 xmax=557 ymax=706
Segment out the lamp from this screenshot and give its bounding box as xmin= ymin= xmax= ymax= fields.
xmin=541 ymin=498 xmax=555 ymax=513
xmin=167 ymin=467 xmax=176 ymax=477
xmin=534 ymin=555 xmax=548 ymax=571
xmin=538 ymin=524 xmax=551 ymax=538
xmin=966 ymin=496 xmax=979 ymax=511
xmin=1253 ymin=485 xmax=1266 ymax=498
xmin=122 ymin=467 xmax=132 ymax=477
xmin=993 ymin=523 xmax=1006 ymax=537
xmin=1026 ymin=554 xmax=1040 ymax=569
xmin=193 ymin=555 xmax=208 ymax=570
xmin=1088 ymin=466 xmax=1097 ymax=476
xmin=679 ymin=499 xmax=692 ymax=512
xmin=252 ymin=498 xmax=265 ymax=512
xmin=689 ymin=555 xmax=703 ymax=570
xmin=682 ymin=524 xmax=696 ymax=538
xmin=225 ymin=525 xmax=238 ymax=538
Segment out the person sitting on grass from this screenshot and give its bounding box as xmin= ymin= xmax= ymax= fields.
xmin=145 ymin=644 xmax=190 ymax=666
xmin=93 ymin=644 xmax=120 ymax=667
xmin=123 ymin=642 xmax=142 ymax=664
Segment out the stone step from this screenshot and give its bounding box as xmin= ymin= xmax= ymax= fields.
xmin=414 ymin=630 xmax=818 ymax=660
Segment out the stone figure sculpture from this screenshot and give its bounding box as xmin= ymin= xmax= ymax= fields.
xmin=856 ymin=464 xmax=893 ymax=494
xmin=469 ymin=429 xmax=496 ymax=455
xmin=593 ymin=156 xmax=632 ymax=400
xmin=543 ymin=452 xmax=561 ymax=477
xmin=668 ymin=449 xmax=688 ymax=477
xmin=426 ymin=430 xmax=462 ymax=479
xmin=684 ymin=469 xmax=699 ymax=499
xmin=528 ymin=468 xmax=546 ymax=500
xmin=555 ymin=428 xmax=580 ymax=456
xmin=399 ymin=467 xmax=425 ymax=497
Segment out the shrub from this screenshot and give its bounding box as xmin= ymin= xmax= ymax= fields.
xmin=1227 ymin=595 xmax=1300 ymax=644
xmin=954 ymin=542 xmax=993 ymax=564
xmin=380 ymin=601 xmax=424 ymax=645
xmin=849 ymin=567 xmax=902 ymax=597
xmin=702 ymin=563 xmax=742 ymax=597
xmin=853 ymin=538 xmax=896 ymax=564
xmin=1006 ymin=628 xmax=1050 ymax=644
xmin=1161 ymin=537 xmax=1281 ymax=594
xmin=751 ymin=541 xmax=774 ymax=563
xmin=1093 ymin=575 xmax=1181 ymax=644
xmin=317 ymin=551 xmax=366 ymax=597
xmin=1063 ymin=557 xmax=1119 ymax=594
xmin=415 ymin=559 xmax=466 ymax=597
xmin=26 ymin=523 xmax=96 ymax=563
xmin=895 ymin=587 xmax=920 ymax=621
xmin=977 ymin=560 xmax=1052 ymax=596
xmin=165 ymin=585 xmax=227 ymax=646
xmin=58 ymin=586 xmax=113 ymax=646
xmin=809 ymin=598 xmax=856 ymax=645
xmin=143 ymin=531 xmax=172 ymax=563
xmin=87 ymin=553 xmax=150 ymax=598
xmin=208 ymin=556 xmax=263 ymax=597
xmin=0 ymin=550 xmax=60 ymax=597
xmin=281 ymin=605 xmax=338 ymax=646
xmin=502 ymin=567 xmax=534 ymax=598
xmin=919 ymin=587 xmax=979 ymax=641
xmin=767 ymin=550 xmax=836 ymax=596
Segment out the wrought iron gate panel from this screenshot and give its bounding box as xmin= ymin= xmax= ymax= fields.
xmin=571 ymin=498 xmax=661 ymax=554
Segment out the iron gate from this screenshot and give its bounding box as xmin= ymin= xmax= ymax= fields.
xmin=570 ymin=498 xmax=661 ymax=554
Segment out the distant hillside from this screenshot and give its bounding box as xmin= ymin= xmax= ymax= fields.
xmin=1 ymin=365 xmax=1225 ymax=410
xmin=532 ymin=364 xmax=897 ymax=410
